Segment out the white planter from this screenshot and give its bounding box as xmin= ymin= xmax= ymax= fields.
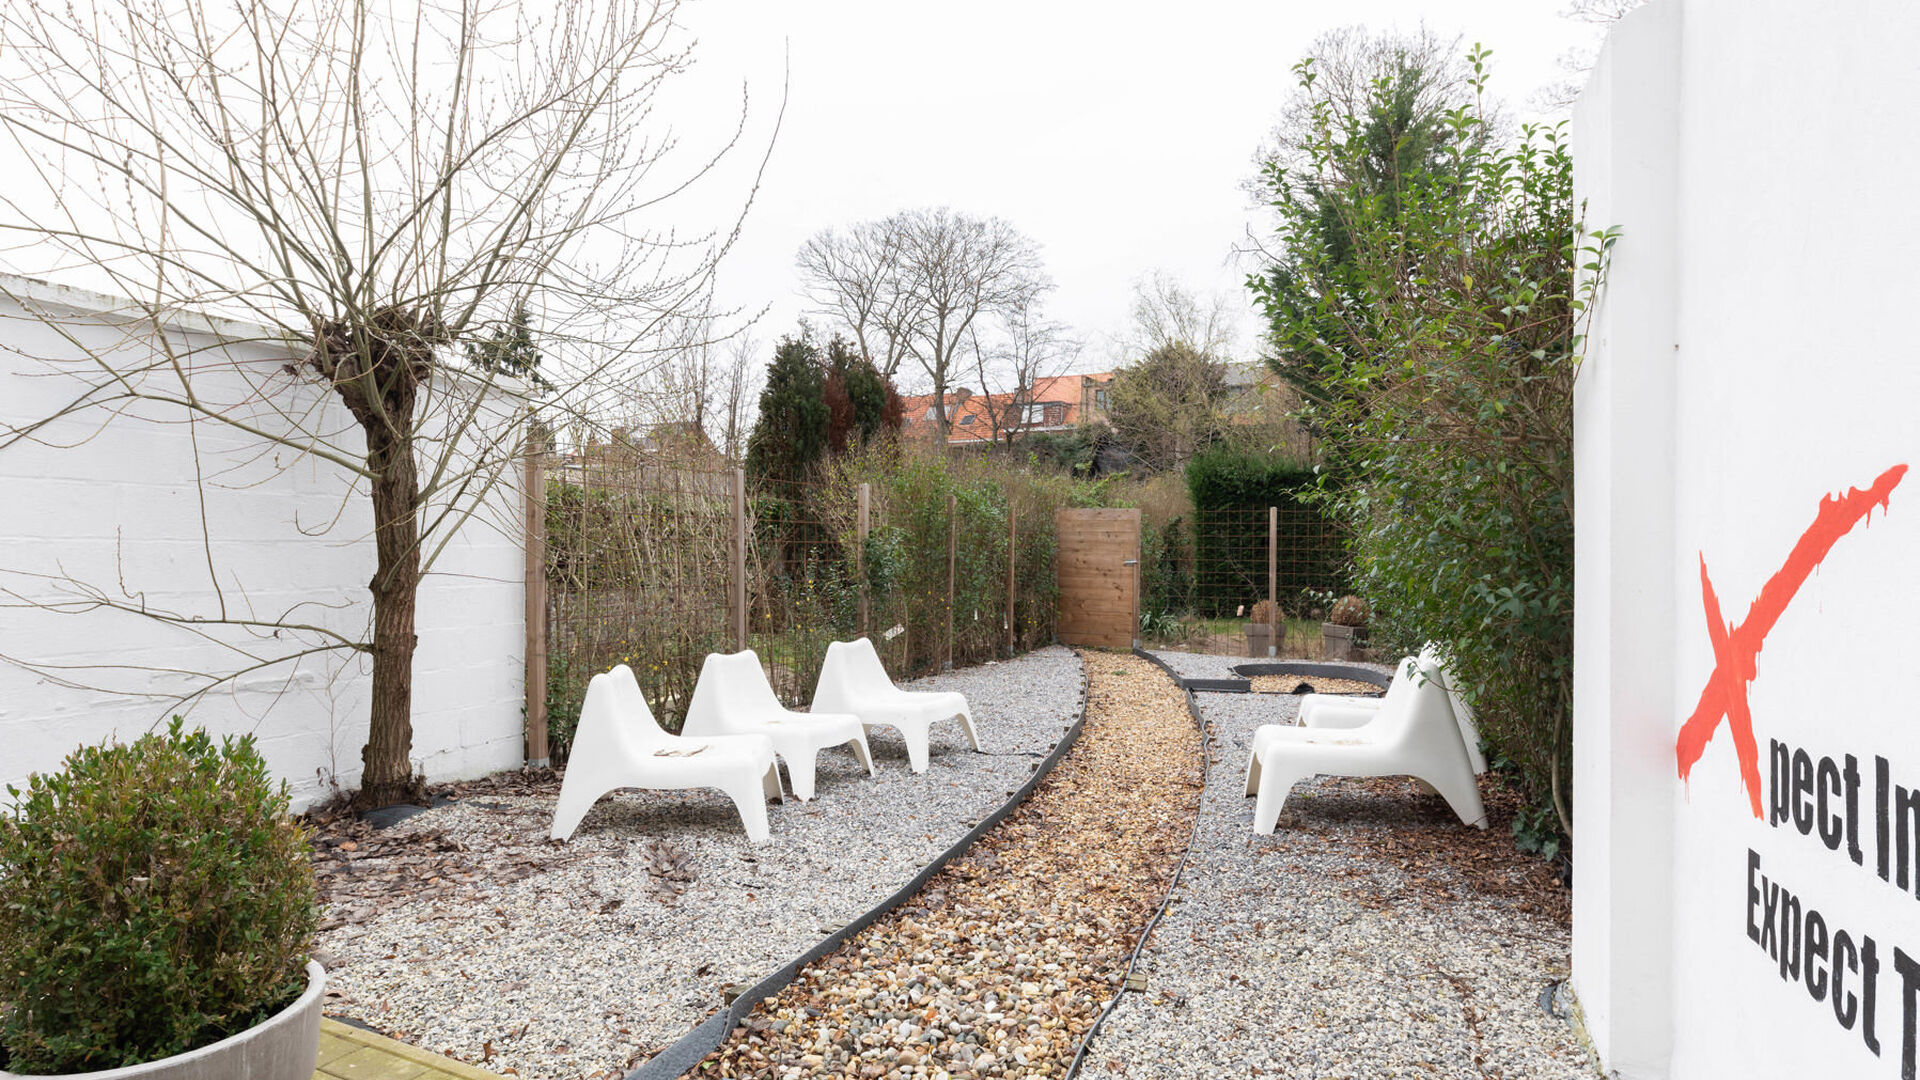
xmin=1 ymin=962 xmax=325 ymax=1080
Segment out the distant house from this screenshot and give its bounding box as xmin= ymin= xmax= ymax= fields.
xmin=901 ymin=372 xmax=1115 ymax=447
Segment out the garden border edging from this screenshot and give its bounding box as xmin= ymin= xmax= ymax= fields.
xmin=629 ymin=658 xmax=1092 ymax=1080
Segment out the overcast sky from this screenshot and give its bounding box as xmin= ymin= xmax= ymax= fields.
xmin=657 ymin=0 xmax=1607 ymax=386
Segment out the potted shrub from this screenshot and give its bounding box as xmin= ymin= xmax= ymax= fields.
xmin=1245 ymin=599 xmax=1281 ymax=657
xmin=0 ymin=720 xmax=322 ymax=1079
xmin=1322 ymin=595 xmax=1370 ymax=660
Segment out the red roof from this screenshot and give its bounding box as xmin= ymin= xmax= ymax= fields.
xmin=900 ymin=372 xmax=1112 ymax=445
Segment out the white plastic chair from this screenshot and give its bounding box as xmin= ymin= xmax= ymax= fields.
xmin=1244 ymin=656 xmax=1488 ymax=833
xmin=550 ymin=664 xmax=783 ymax=843
xmin=1298 ymin=644 xmax=1489 ymax=775
xmin=682 ymin=649 xmax=875 ymax=801
xmin=810 ymin=637 xmax=980 ymax=773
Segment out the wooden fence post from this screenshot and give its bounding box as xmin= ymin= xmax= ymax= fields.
xmin=732 ymin=467 xmax=748 ymax=651
xmin=1005 ymin=504 xmax=1017 ymax=657
xmin=857 ymin=482 xmax=870 ymax=635
xmin=523 ymin=430 xmax=549 ymax=767
xmin=946 ymin=493 xmax=957 ymax=671
xmin=1267 ymin=505 xmax=1279 ymax=658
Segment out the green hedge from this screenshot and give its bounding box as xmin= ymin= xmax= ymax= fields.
xmin=1183 ymin=448 xmax=1345 ymax=616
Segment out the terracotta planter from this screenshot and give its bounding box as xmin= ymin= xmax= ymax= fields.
xmin=0 ymin=962 xmax=325 ymax=1080
xmin=1321 ymin=622 xmax=1358 ymax=661
xmin=1246 ymin=622 xmax=1276 ymax=657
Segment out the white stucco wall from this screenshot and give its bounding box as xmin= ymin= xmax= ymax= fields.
xmin=1575 ymin=3 xmax=1920 ymax=1077
xmin=0 ymin=278 xmax=529 ymax=809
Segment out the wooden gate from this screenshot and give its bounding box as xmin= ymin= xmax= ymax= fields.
xmin=1055 ymin=508 xmax=1139 ymax=649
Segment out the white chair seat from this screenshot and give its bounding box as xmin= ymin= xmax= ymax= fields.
xmin=1245 ymin=655 xmax=1487 ymax=833
xmin=811 ymin=638 xmax=980 ymax=773
xmin=683 ymin=649 xmax=874 ymax=800
xmin=1298 ymin=644 xmax=1489 ymax=775
xmin=550 ymin=664 xmax=783 ymax=842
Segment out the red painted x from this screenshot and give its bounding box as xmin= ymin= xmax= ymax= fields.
xmin=1675 ymin=465 xmax=1907 ymax=818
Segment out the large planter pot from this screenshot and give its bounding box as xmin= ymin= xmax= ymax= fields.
xmin=0 ymin=962 xmax=325 ymax=1080
xmin=1321 ymin=622 xmax=1358 ymax=661
xmin=1246 ymin=621 xmax=1275 ymax=657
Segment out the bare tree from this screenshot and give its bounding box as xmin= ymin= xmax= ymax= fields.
xmin=1122 ymin=270 xmax=1241 ymax=362
xmin=969 ymin=297 xmax=1081 ymax=449
xmin=0 ymin=0 xmax=763 ymax=806
xmin=896 ymin=209 xmax=1048 ymax=438
xmin=796 ymin=222 xmax=914 ymax=379
xmin=715 ymin=333 xmax=762 ymax=463
xmin=800 ymin=208 xmax=1048 ymax=438
xmin=1533 ymin=0 xmax=1650 ymax=113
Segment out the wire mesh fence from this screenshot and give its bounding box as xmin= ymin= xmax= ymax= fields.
xmin=1142 ymin=506 xmax=1349 ymax=658
xmin=540 ymin=457 xmax=1062 ymax=760
xmin=543 ymin=459 xmax=737 ymax=754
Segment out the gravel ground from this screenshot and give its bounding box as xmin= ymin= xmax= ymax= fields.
xmin=1078 ymin=651 xmax=1592 ymax=1080
xmin=312 ymin=646 xmax=1084 ymax=1080
xmin=693 ymin=652 xmax=1204 ymax=1080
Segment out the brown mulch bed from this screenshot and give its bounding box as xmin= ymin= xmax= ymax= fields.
xmin=1261 ymin=773 xmax=1570 ymax=927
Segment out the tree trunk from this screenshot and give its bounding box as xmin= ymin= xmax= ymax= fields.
xmin=357 ymin=422 xmax=424 ymax=808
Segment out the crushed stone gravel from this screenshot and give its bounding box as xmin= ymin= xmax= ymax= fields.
xmin=692 ymin=651 xmax=1205 ymax=1080
xmin=311 ymin=646 xmax=1084 ymax=1080
xmin=1076 ymin=651 xmax=1590 ymax=1080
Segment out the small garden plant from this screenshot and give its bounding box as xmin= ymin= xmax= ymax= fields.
xmin=0 ymin=719 xmax=317 ymax=1073
xmin=1328 ymin=595 xmax=1370 ymax=627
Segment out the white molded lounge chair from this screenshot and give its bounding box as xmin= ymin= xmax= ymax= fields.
xmin=550 ymin=664 xmax=783 ymax=843
xmin=1244 ymin=656 xmax=1487 ymax=834
xmin=682 ymin=649 xmax=875 ymax=801
xmin=811 ymin=637 xmax=980 ymax=773
xmin=1298 ymin=644 xmax=1489 ymax=775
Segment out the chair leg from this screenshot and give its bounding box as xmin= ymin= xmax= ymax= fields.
xmin=761 ymin=762 xmax=784 ymax=803
xmin=549 ymin=780 xmax=613 ymax=842
xmin=1245 ymin=753 xmax=1263 ymax=797
xmin=847 ymin=732 xmax=875 ymax=776
xmin=723 ymin=776 xmax=773 ymax=843
xmin=1252 ymin=763 xmax=1303 ymax=835
xmin=1424 ymin=768 xmax=1489 ymax=829
xmin=904 ymin=724 xmax=931 ymax=774
xmin=955 ymin=709 xmax=982 ymax=752
xmin=784 ymin=752 xmax=818 ymax=801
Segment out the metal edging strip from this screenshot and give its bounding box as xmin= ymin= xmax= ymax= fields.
xmin=1059 ymin=650 xmax=1215 ymax=1079
xmin=629 ymin=660 xmax=1093 ymax=1080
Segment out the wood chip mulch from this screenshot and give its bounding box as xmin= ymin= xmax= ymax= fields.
xmin=1246 ymin=674 xmax=1383 ymax=696
xmin=693 ymin=652 xmax=1204 ymax=1080
xmin=1263 ymin=774 xmax=1570 ymax=927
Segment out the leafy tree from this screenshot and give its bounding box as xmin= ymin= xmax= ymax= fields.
xmin=746 ymin=335 xmax=830 ymax=484
xmin=823 ymin=336 xmax=901 ymax=453
xmin=1250 ymin=44 xmax=1613 ymax=838
xmin=1251 ymin=29 xmax=1473 ymax=412
xmin=465 ymin=305 xmax=552 ymax=391
xmin=1106 ymin=342 xmax=1229 ymax=472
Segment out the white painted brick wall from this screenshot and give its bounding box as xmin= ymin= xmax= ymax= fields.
xmin=0 ymin=279 xmax=528 ymax=809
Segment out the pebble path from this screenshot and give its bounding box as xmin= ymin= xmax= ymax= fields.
xmin=1078 ymin=652 xmax=1591 ymax=1079
xmin=693 ymin=652 xmax=1205 ymax=1080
